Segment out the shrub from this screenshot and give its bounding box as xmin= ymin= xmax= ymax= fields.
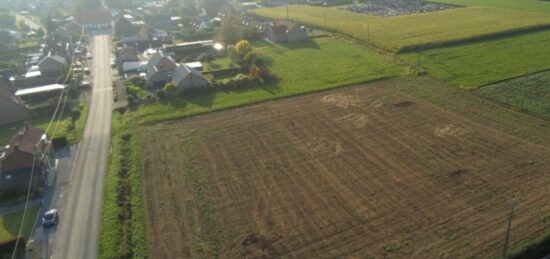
xmin=156 ymin=90 xmax=166 ymax=99
xmin=129 ymin=77 xmax=147 ymax=88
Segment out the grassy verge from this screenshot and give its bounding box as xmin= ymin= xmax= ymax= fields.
xmin=253 ymin=5 xmax=550 ymax=52
xmin=475 ymin=71 xmax=550 ymax=117
xmin=0 ymin=206 xmax=39 ymax=242
xmin=99 ymin=112 xmax=147 ymax=258
xmin=399 ymin=30 xmax=550 ymax=88
xmin=130 ymin=36 xmax=404 ymax=124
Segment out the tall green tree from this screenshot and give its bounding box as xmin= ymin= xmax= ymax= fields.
xmin=216 ymin=16 xmax=243 ymax=45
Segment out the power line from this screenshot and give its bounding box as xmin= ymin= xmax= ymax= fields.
xmin=11 ymin=23 xmax=86 ymax=259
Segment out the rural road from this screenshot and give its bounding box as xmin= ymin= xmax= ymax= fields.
xmin=50 ymin=34 xmax=113 ymax=259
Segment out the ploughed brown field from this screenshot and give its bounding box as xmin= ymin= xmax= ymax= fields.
xmin=139 ymin=78 xmax=550 ymax=258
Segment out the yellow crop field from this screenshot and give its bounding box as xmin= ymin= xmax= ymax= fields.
xmin=253 ymin=5 xmax=550 ymax=52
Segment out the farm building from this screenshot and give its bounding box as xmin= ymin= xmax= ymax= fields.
xmin=267 ymin=20 xmax=308 ymax=43
xmin=0 ymin=123 xmax=51 ymax=199
xmin=172 ymin=64 xmax=210 ymax=91
xmin=14 ymin=84 xmax=66 ymax=102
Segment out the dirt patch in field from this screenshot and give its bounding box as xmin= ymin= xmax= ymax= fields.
xmin=139 ymin=79 xmax=550 ymax=258
xmin=320 ymin=93 xmax=362 ymax=109
xmin=434 ymin=124 xmax=471 ymax=137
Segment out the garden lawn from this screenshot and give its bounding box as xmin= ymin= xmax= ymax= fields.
xmin=203 ymin=57 xmax=234 ymax=72
xmin=399 ymin=30 xmax=550 ymax=88
xmin=0 ymin=102 xmax=89 ymax=145
xmin=253 ymin=5 xmax=550 ymax=52
xmin=130 ymin=36 xmax=404 ymax=124
xmin=434 ymin=0 xmax=550 ymax=15
xmin=476 ymin=71 xmax=550 ymax=117
xmin=0 ymin=207 xmax=39 ymax=242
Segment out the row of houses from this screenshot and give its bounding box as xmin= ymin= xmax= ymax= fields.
xmin=118 ymin=49 xmax=209 ymax=91
xmin=0 ymin=36 xmax=82 ymax=126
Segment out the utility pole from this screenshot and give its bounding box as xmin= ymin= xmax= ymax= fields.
xmin=502 ymin=198 xmax=517 ymax=259
xmin=286 ymin=4 xmax=289 ymax=21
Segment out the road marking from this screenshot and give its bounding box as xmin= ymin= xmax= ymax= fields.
xmin=92 ymin=87 xmax=112 ymax=92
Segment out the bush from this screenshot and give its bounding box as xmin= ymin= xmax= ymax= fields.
xmin=156 ymin=90 xmax=166 ymax=99
xmin=129 ymin=77 xmax=147 ymax=88
xmin=198 ymin=53 xmax=214 ymax=63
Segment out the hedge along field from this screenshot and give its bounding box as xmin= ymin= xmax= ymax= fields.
xmin=130 ymin=36 xmax=404 ymax=124
xmin=434 ymin=0 xmax=550 ymax=15
xmin=399 ymin=30 xmax=550 ymax=88
xmin=253 ymin=5 xmax=550 ymax=52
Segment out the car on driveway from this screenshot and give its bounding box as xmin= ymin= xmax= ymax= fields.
xmin=42 ymin=209 xmax=58 ymax=228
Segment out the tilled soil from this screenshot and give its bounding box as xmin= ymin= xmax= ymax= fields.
xmin=139 ymin=78 xmax=550 ymax=258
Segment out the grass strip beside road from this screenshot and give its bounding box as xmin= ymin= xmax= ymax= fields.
xmin=99 ymin=112 xmax=147 ymax=258
xmin=130 ymin=36 xmax=404 ymax=124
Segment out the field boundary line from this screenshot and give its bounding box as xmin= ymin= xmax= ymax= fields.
xmin=138 ymin=76 xmax=397 ymax=125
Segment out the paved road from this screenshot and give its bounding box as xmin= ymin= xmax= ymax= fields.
xmin=50 ymin=34 xmax=113 ymax=259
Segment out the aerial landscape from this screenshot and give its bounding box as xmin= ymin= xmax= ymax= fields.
xmin=0 ymin=0 xmax=548 ymax=258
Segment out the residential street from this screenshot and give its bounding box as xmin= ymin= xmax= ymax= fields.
xmin=48 ymin=34 xmax=113 ymax=259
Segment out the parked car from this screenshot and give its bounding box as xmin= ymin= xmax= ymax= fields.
xmin=42 ymin=209 xmax=58 ymax=228
xmin=86 ymin=52 xmax=93 ymax=59
xmin=80 ymin=81 xmax=92 ymax=88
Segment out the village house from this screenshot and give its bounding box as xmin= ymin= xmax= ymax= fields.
xmin=43 ymin=40 xmax=72 ymax=60
xmin=145 ymin=51 xmax=177 ymax=88
xmin=267 ymin=20 xmax=308 ymax=43
xmin=172 ymin=64 xmax=210 ymax=91
xmin=116 ymin=46 xmax=140 ymax=72
xmin=38 ymin=52 xmax=66 ymax=76
xmin=0 ymin=87 xmax=30 ymax=126
xmin=113 ymin=15 xmax=137 ymax=36
xmin=0 ymin=123 xmax=52 ymax=199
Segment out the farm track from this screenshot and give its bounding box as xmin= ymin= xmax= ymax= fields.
xmin=139 ymin=78 xmax=550 ymax=258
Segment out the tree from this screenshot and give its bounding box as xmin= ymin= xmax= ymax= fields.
xmin=216 ymin=16 xmax=242 ymax=45
xmin=252 ymin=57 xmax=265 ymax=68
xmin=235 ymin=40 xmax=252 ymax=58
xmin=163 ymin=82 xmax=177 ymax=96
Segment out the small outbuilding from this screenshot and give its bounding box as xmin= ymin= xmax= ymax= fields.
xmin=172 ymin=64 xmax=210 ymax=91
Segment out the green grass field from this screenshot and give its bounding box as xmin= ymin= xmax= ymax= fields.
xmin=434 ymin=0 xmax=550 ymax=14
xmin=0 ymin=206 xmax=39 ymax=242
xmin=130 ymin=36 xmax=404 ymax=124
xmin=399 ymin=30 xmax=550 ymax=88
xmin=476 ymin=71 xmax=550 ymax=117
xmin=253 ymin=5 xmax=550 ymax=52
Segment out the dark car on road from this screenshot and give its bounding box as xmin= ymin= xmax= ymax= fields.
xmin=42 ymin=209 xmax=58 ymax=228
